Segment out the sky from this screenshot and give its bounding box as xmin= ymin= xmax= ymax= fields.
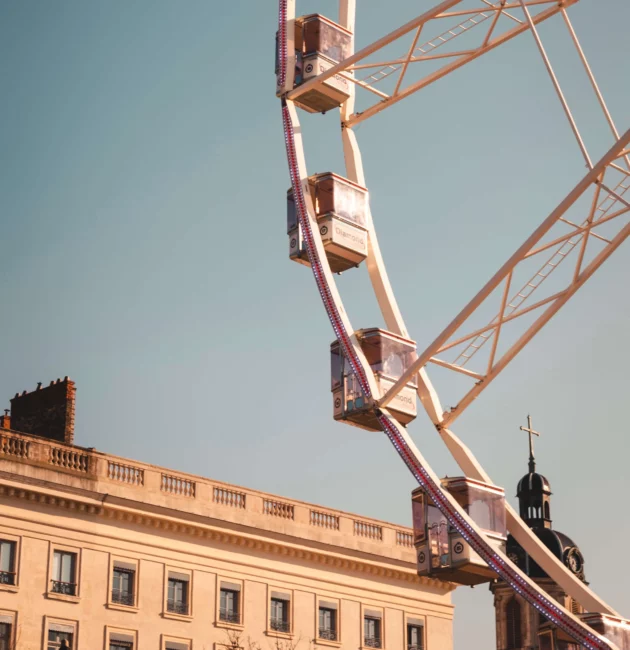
xmin=1 ymin=1 xmax=629 ymax=647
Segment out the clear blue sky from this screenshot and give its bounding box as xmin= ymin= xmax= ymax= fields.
xmin=1 ymin=1 xmax=629 ymax=647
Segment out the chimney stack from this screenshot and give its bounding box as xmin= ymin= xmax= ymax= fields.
xmin=9 ymin=378 xmax=76 ymax=444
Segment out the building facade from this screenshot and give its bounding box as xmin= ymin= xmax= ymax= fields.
xmin=0 ymin=380 xmax=454 ymax=650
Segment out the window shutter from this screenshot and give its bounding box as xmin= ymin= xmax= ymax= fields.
xmin=271 ymin=591 xmax=291 ymax=601
xmin=169 ymin=572 xmax=190 ymax=582
xmin=49 ymin=623 xmax=75 ymax=633
xmin=110 ymin=632 xmax=135 ymax=643
xmin=221 ymin=581 xmax=241 ymax=592
xmin=319 ymin=601 xmax=338 ymax=610
xmin=114 ymin=561 xmax=136 ymax=571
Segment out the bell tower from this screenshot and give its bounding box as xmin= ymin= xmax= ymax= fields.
xmin=492 ymin=416 xmax=586 ymax=650
xmin=516 ymin=415 xmax=552 ymax=530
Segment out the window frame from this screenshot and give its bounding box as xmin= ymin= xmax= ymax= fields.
xmin=0 ymin=610 xmax=16 ymax=650
xmin=44 ymin=616 xmax=78 ymax=650
xmin=505 ymin=597 xmax=523 ymax=650
xmin=219 ymin=587 xmax=240 ymax=625
xmin=404 ymin=615 xmax=426 ymax=650
xmin=266 ymin=585 xmax=293 ymax=638
xmin=105 ymin=626 xmax=138 ymax=650
xmin=47 ymin=544 xmax=81 ymax=602
xmin=316 ymin=597 xmax=341 ymax=647
xmin=0 ymin=534 xmax=20 ymax=592
xmin=215 ymin=576 xmax=244 ymax=630
xmin=163 ymin=566 xmax=193 ymax=621
xmin=161 ymin=635 xmax=193 ymax=650
xmin=361 ymin=605 xmax=385 ymax=650
xmin=107 ymin=556 xmax=139 ymax=612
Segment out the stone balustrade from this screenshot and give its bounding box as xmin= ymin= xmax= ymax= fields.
xmin=0 ymin=427 xmax=415 ymax=562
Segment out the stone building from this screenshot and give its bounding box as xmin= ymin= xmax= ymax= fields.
xmin=0 ymin=379 xmax=454 ymax=649
xmin=492 ymin=436 xmax=586 ymax=650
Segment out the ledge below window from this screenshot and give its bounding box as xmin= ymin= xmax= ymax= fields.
xmin=107 ymin=601 xmax=139 ymax=613
xmin=46 ymin=591 xmax=80 ymax=604
xmin=215 ymin=620 xmax=244 ymax=631
xmin=265 ymin=630 xmax=294 ymax=641
xmin=315 ymin=637 xmax=341 ymax=648
xmin=162 ymin=610 xmax=193 ymax=622
xmin=0 ymin=584 xmax=18 ymax=594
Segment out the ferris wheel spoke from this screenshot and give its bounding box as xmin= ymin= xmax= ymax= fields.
xmin=378 ymin=128 xmax=630 ymax=419
xmin=286 ymin=0 xmax=576 ymax=127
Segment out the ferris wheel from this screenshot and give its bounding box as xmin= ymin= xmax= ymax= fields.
xmin=276 ymin=1 xmax=630 ymax=649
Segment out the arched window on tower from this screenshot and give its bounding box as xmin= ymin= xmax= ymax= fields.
xmin=544 ymin=502 xmax=550 ymax=519
xmin=506 ymin=598 xmax=522 ymax=649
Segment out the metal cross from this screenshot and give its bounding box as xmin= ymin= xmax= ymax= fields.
xmin=519 ymin=414 xmax=541 ymax=473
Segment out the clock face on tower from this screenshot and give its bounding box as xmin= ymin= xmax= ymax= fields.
xmin=566 ymin=548 xmax=583 ymax=574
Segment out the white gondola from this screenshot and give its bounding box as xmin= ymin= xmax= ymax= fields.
xmin=288 ymin=172 xmax=368 ymax=273
xmin=331 ymin=328 xmax=417 ymax=431
xmin=276 ymin=14 xmax=352 ymax=113
xmin=539 ymin=615 xmax=630 ymax=650
xmin=412 ymin=477 xmax=507 ymax=586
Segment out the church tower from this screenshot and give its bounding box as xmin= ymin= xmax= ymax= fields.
xmin=492 ymin=417 xmax=586 ymax=650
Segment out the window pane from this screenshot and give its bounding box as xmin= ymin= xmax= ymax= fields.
xmin=408 ymin=625 xmax=423 ymax=650
xmin=53 ymin=552 xmax=60 ymax=581
xmin=60 ymin=553 xmax=75 ymax=583
xmin=47 ymin=630 xmax=73 ymax=650
xmin=220 ymin=588 xmax=239 ymax=621
xmin=168 ymin=578 xmax=188 ymax=614
xmin=113 ymin=568 xmax=135 ymax=606
xmin=364 ymin=618 xmax=381 ymax=648
xmin=0 ymin=623 xmax=11 ymax=650
xmin=0 ymin=542 xmax=13 ymax=573
xmin=319 ymin=608 xmax=336 ymax=640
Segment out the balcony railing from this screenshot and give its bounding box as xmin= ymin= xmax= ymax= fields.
xmin=270 ymin=619 xmax=291 ymax=633
xmin=51 ymin=580 xmax=77 ymax=596
xmin=364 ymin=637 xmax=382 ymax=648
xmin=318 ymin=628 xmax=337 ymax=641
xmin=219 ymin=609 xmax=240 ymax=624
xmin=112 ymin=588 xmax=135 ymax=606
xmin=167 ymin=599 xmax=188 ymax=615
xmin=0 ymin=429 xmax=418 ymax=565
xmin=0 ymin=571 xmax=15 ymax=585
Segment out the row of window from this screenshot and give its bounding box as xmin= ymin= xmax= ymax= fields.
xmin=0 ymin=619 xmax=190 ymax=650
xmin=0 ymin=619 xmax=424 ymax=650
xmin=0 ymin=539 xmax=426 ymax=650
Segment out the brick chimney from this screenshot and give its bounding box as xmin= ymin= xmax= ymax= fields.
xmin=0 ymin=410 xmax=10 ymax=430
xmin=10 ymin=378 xmax=76 ymax=444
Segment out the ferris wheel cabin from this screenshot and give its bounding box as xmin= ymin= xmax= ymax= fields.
xmin=539 ymin=614 xmax=630 ymax=650
xmin=331 ymin=328 xmax=418 ymax=431
xmin=276 ymin=14 xmax=352 ymax=113
xmin=287 ymin=172 xmax=368 ymax=273
xmin=412 ymin=478 xmax=507 ymax=586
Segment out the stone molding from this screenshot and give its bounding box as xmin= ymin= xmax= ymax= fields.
xmin=0 ymin=427 xmax=422 ymax=565
xmin=0 ymin=481 xmax=454 ymax=592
